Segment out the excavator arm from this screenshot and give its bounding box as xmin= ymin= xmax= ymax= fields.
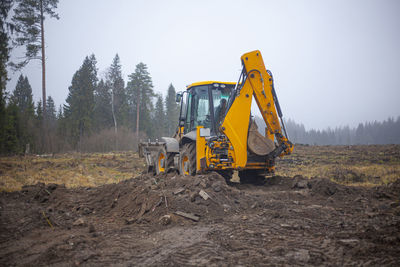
xmin=221 ymin=50 xmax=293 ymax=168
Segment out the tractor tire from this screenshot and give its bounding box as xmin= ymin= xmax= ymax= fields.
xmin=179 ymin=143 xmax=196 ymax=176
xmin=155 ymin=147 xmax=175 ymax=175
xmin=238 ymin=169 xmax=266 ymax=185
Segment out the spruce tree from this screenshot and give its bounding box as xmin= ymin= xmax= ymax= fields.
xmin=10 ymin=74 xmax=35 ymax=153
xmin=165 ymin=84 xmax=179 ymax=136
xmin=43 ymin=95 xmax=57 ymax=151
xmin=94 ymin=79 xmax=113 ymax=130
xmin=12 ymin=0 xmax=59 ymax=113
xmin=3 ymin=103 xmax=19 ymax=153
xmin=107 ymin=54 xmax=127 ymax=149
xmin=63 ymin=55 xmax=97 ymax=148
xmin=154 ymin=94 xmax=166 ymax=138
xmin=11 ymin=75 xmax=35 ymax=113
xmin=34 ymin=99 xmax=44 ymax=152
xmin=0 ymin=0 xmax=14 ymax=153
xmin=45 ymin=95 xmax=56 ymax=122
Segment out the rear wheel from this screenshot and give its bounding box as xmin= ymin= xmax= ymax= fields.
xmin=179 ymin=143 xmax=196 ymax=176
xmin=238 ymin=169 xmax=266 ymax=185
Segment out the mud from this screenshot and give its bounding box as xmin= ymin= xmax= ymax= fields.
xmin=1 ymin=173 xmax=399 ymax=266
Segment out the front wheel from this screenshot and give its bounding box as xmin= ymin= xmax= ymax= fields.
xmin=179 ymin=143 xmax=196 ymax=176
xmin=155 ymin=147 xmax=174 ymax=175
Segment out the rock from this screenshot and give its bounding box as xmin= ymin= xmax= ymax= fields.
xmin=159 ymin=215 xmax=171 ymax=225
xmin=292 ymin=177 xmax=309 ymax=189
xmin=211 ymin=181 xmax=222 ymax=192
xmin=73 ymin=218 xmax=86 ymax=227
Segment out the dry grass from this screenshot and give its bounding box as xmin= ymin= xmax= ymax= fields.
xmin=0 ymin=152 xmax=145 ymax=192
xmin=276 ymin=144 xmax=400 ymax=186
xmin=1 ymin=145 xmax=399 ymax=191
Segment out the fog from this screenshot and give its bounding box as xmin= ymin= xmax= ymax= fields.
xmin=7 ymin=0 xmax=400 ymax=130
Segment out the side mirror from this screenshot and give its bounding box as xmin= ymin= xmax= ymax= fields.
xmin=175 ymin=92 xmax=182 ymax=103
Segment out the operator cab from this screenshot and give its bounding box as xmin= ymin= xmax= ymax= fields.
xmin=177 ymin=81 xmax=236 ymax=135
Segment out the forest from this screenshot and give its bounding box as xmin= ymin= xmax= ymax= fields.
xmin=1 ymin=53 xmax=180 ymax=154
xmin=1 ymin=0 xmax=399 ymax=155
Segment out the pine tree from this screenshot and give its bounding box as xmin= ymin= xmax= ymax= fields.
xmin=63 ymin=55 xmax=97 ymax=149
xmin=126 ymin=62 xmax=155 ymax=138
xmin=165 ymin=84 xmax=179 ymax=136
xmin=12 ymin=0 xmax=59 ymax=113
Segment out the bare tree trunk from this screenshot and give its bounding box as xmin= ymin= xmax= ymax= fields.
xmin=40 ymin=0 xmax=46 ymax=114
xmin=40 ymin=0 xmax=50 ymax=152
xmin=136 ymin=89 xmax=140 ymax=139
xmin=111 ymin=88 xmax=118 ymax=150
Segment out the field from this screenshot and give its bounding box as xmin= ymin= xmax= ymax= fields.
xmin=0 ymin=145 xmax=399 ymax=266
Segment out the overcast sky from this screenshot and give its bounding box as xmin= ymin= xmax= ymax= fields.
xmin=7 ymin=0 xmax=400 ymax=130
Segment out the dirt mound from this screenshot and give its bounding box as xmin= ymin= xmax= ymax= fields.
xmin=1 ymin=174 xmax=399 ymax=266
xmin=0 ymin=172 xmax=250 ymax=238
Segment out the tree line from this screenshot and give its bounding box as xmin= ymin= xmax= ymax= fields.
xmin=1 ymin=53 xmax=180 ymax=154
xmin=282 ymin=117 xmax=400 ymax=145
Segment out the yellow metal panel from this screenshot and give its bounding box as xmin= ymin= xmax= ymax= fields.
xmin=220 ymin=79 xmax=253 ymax=168
xmin=241 ymin=51 xmax=279 ymax=138
xmin=196 ymin=126 xmax=206 ymax=171
xmin=186 ymin=81 xmax=236 ymax=89
xmin=241 ymin=50 xmax=293 ymax=155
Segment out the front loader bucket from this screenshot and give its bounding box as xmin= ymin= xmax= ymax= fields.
xmin=138 ymin=141 xmax=166 ymax=173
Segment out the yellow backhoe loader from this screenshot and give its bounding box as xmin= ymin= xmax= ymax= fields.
xmin=139 ymin=50 xmax=293 ymax=183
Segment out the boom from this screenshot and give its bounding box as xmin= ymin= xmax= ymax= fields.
xmin=221 ymin=50 xmax=293 ymax=168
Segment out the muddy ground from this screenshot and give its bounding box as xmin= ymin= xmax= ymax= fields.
xmin=1 ymin=171 xmax=399 ymax=266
